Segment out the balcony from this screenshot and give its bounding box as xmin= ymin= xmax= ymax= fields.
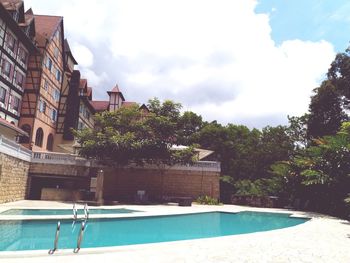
xmin=0 ymin=135 xmax=31 ymax=162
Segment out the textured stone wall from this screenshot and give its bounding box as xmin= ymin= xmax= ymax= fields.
xmin=0 ymin=153 xmax=30 ymax=203
xmin=103 ymin=167 xmax=220 ymax=201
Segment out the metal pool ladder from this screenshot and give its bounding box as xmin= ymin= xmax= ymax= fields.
xmin=73 ymin=203 xmax=78 ymax=220
xmin=84 ymin=203 xmax=89 ymax=220
xmin=74 ymin=220 xmax=86 ymax=253
xmin=48 ymin=221 xmax=60 ymax=254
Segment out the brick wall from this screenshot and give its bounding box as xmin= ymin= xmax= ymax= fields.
xmin=103 ymin=166 xmax=220 ymax=201
xmin=0 ymin=153 xmax=30 ymax=203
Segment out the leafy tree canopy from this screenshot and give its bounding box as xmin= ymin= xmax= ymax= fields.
xmin=75 ymin=100 xmax=197 ymax=166
xmin=307 ymin=81 xmax=347 ymax=139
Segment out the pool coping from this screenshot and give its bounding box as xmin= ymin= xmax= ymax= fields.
xmin=0 ymin=203 xmax=316 ymax=258
xmin=0 ymin=214 xmax=313 ymax=259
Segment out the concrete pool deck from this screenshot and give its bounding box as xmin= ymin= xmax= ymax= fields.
xmin=0 ymin=200 xmax=349 ymax=263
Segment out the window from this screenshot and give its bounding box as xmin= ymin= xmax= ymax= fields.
xmin=56 ymin=69 xmax=61 ymax=82
xmin=15 ymin=71 xmax=24 ymax=87
xmin=51 ymin=108 xmax=57 ymax=122
xmin=46 ymin=57 xmax=52 ymax=71
xmin=18 ymin=47 xmax=28 ymax=64
xmin=54 ymin=47 xmax=59 ymax=58
xmin=55 ymin=30 xmax=60 ymax=39
xmin=12 ymin=96 xmax=19 ymax=111
xmin=53 ymin=89 xmax=60 ymax=102
xmin=39 ymin=100 xmax=46 ymax=113
xmin=12 ymin=11 xmax=19 ymax=22
xmin=85 ymin=110 xmax=90 ymax=120
xmin=34 ymin=128 xmax=44 ymax=147
xmin=78 ymin=121 xmax=84 ymax=130
xmin=43 ymin=79 xmax=49 ymax=91
xmin=2 ymin=59 xmax=11 ymax=77
xmin=0 ymin=87 xmax=6 ymax=103
xmin=79 ymin=104 xmax=83 ymax=113
xmin=6 ymin=33 xmax=15 ymax=52
xmin=46 ymin=134 xmax=54 ymax=151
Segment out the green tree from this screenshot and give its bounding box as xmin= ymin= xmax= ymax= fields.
xmin=75 ymin=103 xmax=197 ymax=166
xmin=327 ymin=47 xmax=350 ymax=101
xmin=272 ymin=122 xmax=350 ymax=217
xmin=307 ymin=81 xmax=347 ymax=139
xmin=287 ymin=114 xmax=309 ymax=149
xmin=176 ymin=111 xmax=203 ymax=145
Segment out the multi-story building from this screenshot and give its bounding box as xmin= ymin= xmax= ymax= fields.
xmin=19 ymin=12 xmax=66 ymax=151
xmin=0 ymin=0 xmax=36 ymax=140
xmin=54 ymin=69 xmax=95 ymax=153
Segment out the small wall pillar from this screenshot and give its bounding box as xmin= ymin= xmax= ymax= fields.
xmin=95 ymin=169 xmax=104 ymax=205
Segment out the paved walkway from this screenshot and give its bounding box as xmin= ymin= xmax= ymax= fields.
xmin=0 ymin=200 xmax=349 ymax=263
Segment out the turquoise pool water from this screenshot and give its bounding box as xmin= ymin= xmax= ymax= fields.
xmin=0 ymin=211 xmax=308 ymax=251
xmin=0 ymin=208 xmax=138 ymax=216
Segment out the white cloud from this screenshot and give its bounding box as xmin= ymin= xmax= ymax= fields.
xmin=24 ymin=0 xmax=336 ymax=127
xmin=71 ymin=43 xmax=94 ymax=68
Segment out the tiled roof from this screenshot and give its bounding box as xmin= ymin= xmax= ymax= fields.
xmin=86 ymin=87 xmax=92 ymax=97
xmin=33 ymin=14 xmax=62 ymax=45
xmin=0 ymin=0 xmax=22 ymax=11
xmin=90 ymin=101 xmax=109 ymax=112
xmin=110 ymin=84 xmax=120 ymax=93
xmin=107 ymin=84 xmax=125 ymax=101
xmin=121 ymin=101 xmax=137 ymax=108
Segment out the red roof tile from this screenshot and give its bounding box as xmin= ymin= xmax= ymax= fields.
xmin=121 ymin=101 xmax=137 ymax=108
xmin=90 ymin=101 xmax=109 ymax=112
xmin=0 ymin=0 xmax=22 ymax=11
xmin=33 ymin=15 xmax=62 ymax=45
xmin=107 ymin=84 xmax=125 ymax=101
xmin=86 ymin=87 xmax=92 ymax=97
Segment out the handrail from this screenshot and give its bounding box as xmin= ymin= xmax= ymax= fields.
xmin=73 ymin=203 xmax=78 ymax=220
xmin=48 ymin=221 xmax=60 ymax=254
xmin=84 ymin=203 xmax=89 ymax=220
xmin=73 ymin=221 xmax=86 ymax=253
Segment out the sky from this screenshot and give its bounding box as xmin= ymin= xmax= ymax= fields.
xmin=23 ymin=0 xmax=350 ymax=128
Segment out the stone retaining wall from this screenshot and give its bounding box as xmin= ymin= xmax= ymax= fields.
xmin=0 ymin=153 xmax=30 ymax=203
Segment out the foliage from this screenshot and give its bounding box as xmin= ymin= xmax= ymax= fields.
xmin=327 ymin=47 xmax=350 ymax=102
xmin=234 ymin=178 xmax=283 ymax=197
xmin=176 ymin=111 xmax=203 ymax=145
xmin=75 ymin=101 xmax=197 ymax=166
xmin=195 ymin=195 xmax=221 ymax=205
xmin=306 ymin=81 xmax=347 ymax=139
xmin=287 ymin=114 xmax=309 ymax=149
xmin=272 ymin=122 xmax=350 ymax=216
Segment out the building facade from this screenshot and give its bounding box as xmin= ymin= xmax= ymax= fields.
xmin=0 ymin=0 xmax=36 ymax=140
xmin=19 ymin=13 xmax=65 ymax=151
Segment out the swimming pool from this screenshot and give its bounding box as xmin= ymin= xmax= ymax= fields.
xmin=0 ymin=208 xmax=139 ymax=216
xmin=0 ymin=211 xmax=308 ymax=251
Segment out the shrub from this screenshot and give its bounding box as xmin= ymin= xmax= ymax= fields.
xmin=196 ymin=195 xmax=221 ymax=205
